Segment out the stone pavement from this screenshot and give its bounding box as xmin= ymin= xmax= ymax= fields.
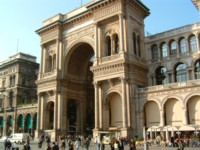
xmin=1 ymin=141 xmax=200 ymax=150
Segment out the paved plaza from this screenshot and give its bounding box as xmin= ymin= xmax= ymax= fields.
xmin=0 ymin=141 xmax=200 ymax=150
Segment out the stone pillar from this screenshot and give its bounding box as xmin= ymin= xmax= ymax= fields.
xmin=57 ymin=92 xmax=62 ymax=132
xmin=99 ymin=85 xmax=103 ymax=129
xmin=40 ymin=95 xmax=44 ymax=130
xmin=177 ymin=39 xmax=180 ymax=58
xmin=43 ymin=47 xmax=47 ymax=73
xmin=119 ymin=14 xmax=124 ymax=52
xmin=121 ymin=77 xmax=127 ymax=128
xmin=94 ymin=23 xmax=98 ymax=58
xmin=35 ymin=94 xmax=41 ymax=139
xmin=94 ymin=82 xmax=99 ymax=129
xmin=182 ymin=108 xmax=188 ymax=125
xmin=160 ymin=110 xmax=164 ymax=126
xmin=54 ymin=92 xmax=58 ymax=130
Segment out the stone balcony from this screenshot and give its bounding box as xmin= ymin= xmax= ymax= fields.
xmin=138 ymin=79 xmax=200 ymax=94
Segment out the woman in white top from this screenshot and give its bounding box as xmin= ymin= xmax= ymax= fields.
xmin=75 ymin=137 xmax=81 ymax=150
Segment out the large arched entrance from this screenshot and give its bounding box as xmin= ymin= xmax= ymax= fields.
xmin=64 ymin=42 xmax=94 ymax=134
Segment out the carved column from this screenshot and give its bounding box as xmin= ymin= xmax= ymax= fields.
xmin=56 ymin=40 xmax=60 ymax=70
xmin=158 ymin=46 xmax=161 ymax=62
xmin=40 ymin=95 xmax=44 ymax=130
xmin=119 ymin=14 xmax=124 ymax=52
xmin=59 ymin=40 xmax=63 ymax=70
xmin=126 ymin=80 xmax=131 ymax=127
xmin=94 ymin=82 xmax=99 ymax=129
xmin=37 ymin=94 xmax=41 ymax=130
xmin=186 ymin=38 xmax=190 ymax=55
xmin=94 ymin=23 xmax=98 ymax=58
xmin=121 ymin=77 xmax=127 ymax=128
xmin=57 ymin=92 xmax=62 ymax=131
xmin=99 ymin=84 xmax=103 ymax=129
xmin=196 ymin=35 xmax=200 ymax=53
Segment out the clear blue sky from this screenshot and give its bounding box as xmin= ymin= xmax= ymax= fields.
xmin=0 ymin=0 xmax=199 ymax=63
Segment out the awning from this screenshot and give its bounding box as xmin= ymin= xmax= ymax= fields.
xmin=163 ymin=126 xmax=178 ymax=131
xmin=147 ymin=126 xmax=161 ymax=132
xmin=179 ymin=125 xmax=195 ymax=131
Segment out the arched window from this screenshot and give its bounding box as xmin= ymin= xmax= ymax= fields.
xmin=106 ymin=36 xmax=111 ymax=56
xmin=175 ymin=63 xmax=187 ymax=82
xmin=170 ymin=40 xmax=177 ymax=55
xmin=114 ymin=34 xmax=119 ymax=54
xmin=151 ymin=45 xmax=158 ymax=60
xmin=195 ymin=60 xmax=200 ymax=79
xmin=155 ymin=66 xmax=167 ymax=85
xmin=133 ymin=33 xmax=137 ymax=55
xmin=180 ymin=38 xmax=187 ymax=53
xmin=161 ymin=43 xmax=168 ymax=57
xmin=189 ymin=35 xmax=197 ymax=51
xmin=137 ymin=35 xmax=141 ymax=57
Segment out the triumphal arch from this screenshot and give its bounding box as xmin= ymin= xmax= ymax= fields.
xmin=35 ymin=0 xmax=149 ymax=140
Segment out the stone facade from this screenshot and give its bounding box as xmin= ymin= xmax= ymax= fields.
xmin=35 ymin=0 xmax=200 ymax=141
xmin=0 ymin=53 xmax=39 ymax=136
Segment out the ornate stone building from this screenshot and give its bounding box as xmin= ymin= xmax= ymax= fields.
xmin=35 ymin=0 xmax=200 ymax=141
xmin=0 ymin=53 xmax=39 ymax=136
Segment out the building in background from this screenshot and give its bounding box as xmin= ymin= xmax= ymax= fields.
xmin=35 ymin=0 xmax=200 ymax=141
xmin=0 ymin=52 xmax=39 ymax=136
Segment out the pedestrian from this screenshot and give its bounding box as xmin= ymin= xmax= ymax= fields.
xmin=84 ymin=138 xmax=90 ymax=150
xmin=118 ymin=138 xmax=124 ymax=150
xmin=60 ymin=137 xmax=66 ymax=150
xmin=52 ymin=142 xmax=59 ymax=150
xmin=23 ymin=141 xmax=31 ymax=150
xmin=75 ymin=138 xmax=81 ymax=150
xmin=129 ymin=138 xmax=136 ymax=150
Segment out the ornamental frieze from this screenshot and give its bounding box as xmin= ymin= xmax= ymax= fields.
xmin=41 ymin=30 xmax=59 ymax=43
xmin=94 ymin=4 xmax=120 ymax=20
xmin=92 ymin=64 xmax=124 ymax=77
xmin=64 ymin=26 xmax=94 ymax=41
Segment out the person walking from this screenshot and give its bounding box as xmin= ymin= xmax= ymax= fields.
xmin=129 ymin=138 xmax=136 ymax=150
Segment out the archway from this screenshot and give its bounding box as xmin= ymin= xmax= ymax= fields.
xmin=17 ymin=114 xmax=24 ymax=133
xmin=164 ymin=98 xmax=182 ymax=126
xmin=44 ymin=101 xmax=54 ymax=130
xmin=105 ymin=92 xmax=122 ymax=129
xmin=187 ymin=96 xmax=200 ymax=126
xmin=0 ymin=116 xmax=3 ymax=136
xmin=64 ymin=42 xmax=94 ymax=134
xmin=144 ymin=101 xmax=160 ymax=127
xmin=6 ymin=115 xmax=13 ymax=135
xmin=25 ymin=113 xmax=32 ymax=134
